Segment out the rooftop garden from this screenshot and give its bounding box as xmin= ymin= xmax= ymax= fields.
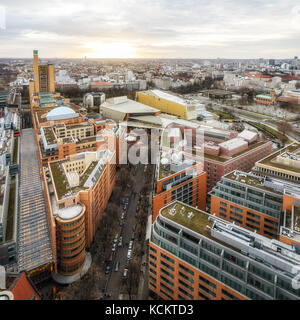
xmin=50 ymin=160 xmax=100 ymax=199
xmin=43 ymin=127 xmax=57 ymax=145
xmin=161 ymin=202 xmax=213 ymax=236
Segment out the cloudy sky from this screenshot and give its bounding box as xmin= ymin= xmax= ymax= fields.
xmin=0 ymin=0 xmax=300 ymax=59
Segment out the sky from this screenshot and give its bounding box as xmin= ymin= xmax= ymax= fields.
xmin=0 ymin=0 xmax=300 ymax=59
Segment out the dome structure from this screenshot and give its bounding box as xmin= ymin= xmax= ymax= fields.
xmin=46 ymin=106 xmax=79 ymax=121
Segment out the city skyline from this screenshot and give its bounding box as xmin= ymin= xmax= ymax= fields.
xmin=0 ymin=0 xmax=300 ymax=59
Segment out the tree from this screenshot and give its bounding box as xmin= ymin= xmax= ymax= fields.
xmin=277 ymin=121 xmax=292 ymax=135
xmin=118 ymin=167 xmax=132 ymax=191
xmin=62 ymin=265 xmax=102 ymax=300
xmin=295 ymin=82 xmax=300 ymax=89
xmin=123 ymin=262 xmax=140 ymax=300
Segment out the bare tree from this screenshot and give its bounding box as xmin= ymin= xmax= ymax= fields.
xmin=277 ymin=121 xmax=292 ymax=135
xmin=123 ymin=262 xmax=140 ymax=300
xmin=62 ymin=265 xmax=102 ymax=300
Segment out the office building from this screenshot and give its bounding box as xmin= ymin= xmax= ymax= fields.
xmin=210 ymin=170 xmax=291 ymax=238
xmin=43 ymin=149 xmax=116 ymax=280
xmin=149 ymin=201 xmax=300 ymax=300
xmin=252 ymin=143 xmax=300 ymax=183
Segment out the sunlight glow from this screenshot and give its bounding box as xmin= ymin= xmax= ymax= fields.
xmin=83 ymin=42 xmax=138 ymax=58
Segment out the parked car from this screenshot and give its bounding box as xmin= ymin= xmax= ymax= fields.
xmin=121 ymin=212 xmax=126 ymax=220
xmin=119 ymin=221 xmax=123 ymax=227
xmin=108 ymin=251 xmax=114 ymax=262
xmin=132 ymin=224 xmax=136 ymax=231
xmin=128 ymin=240 xmax=133 ymax=250
xmin=118 ymin=236 xmax=123 ymax=247
xmin=136 ymin=205 xmax=139 ymax=212
xmin=123 ymin=268 xmax=128 ymax=278
xmin=112 ymin=243 xmax=116 ymax=252
xmin=105 ymin=265 xmax=111 ymax=274
xmin=114 ymin=261 xmax=120 ymax=272
xmin=127 ymin=250 xmax=132 ymax=259
xmin=131 ymin=233 xmax=135 ymax=241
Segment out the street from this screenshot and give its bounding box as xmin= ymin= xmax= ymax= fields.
xmin=104 ymin=163 xmax=146 ymax=299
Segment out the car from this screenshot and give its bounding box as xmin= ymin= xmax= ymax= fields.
xmin=114 ymin=261 xmax=120 ymax=272
xmin=132 ymin=224 xmax=136 ymax=231
xmin=119 ymin=221 xmax=123 ymax=227
xmin=108 ymin=251 xmax=114 ymax=262
xmin=105 ymin=265 xmax=111 ymax=274
xmin=112 ymin=243 xmax=116 ymax=252
xmin=123 ymin=268 xmax=128 ymax=278
xmin=127 ymin=250 xmax=132 ymax=259
xmin=121 ymin=212 xmax=126 ymax=220
xmin=118 ymin=236 xmax=123 ymax=247
xmin=131 ymin=233 xmax=135 ymax=241
xmin=128 ymin=241 xmax=133 ymax=250
xmin=136 ymin=205 xmax=139 ymax=212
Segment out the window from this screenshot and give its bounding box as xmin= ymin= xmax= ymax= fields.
xmin=179 ymin=271 xmax=194 ymax=284
xmin=199 ymin=275 xmax=216 ymax=290
xmin=161 ymin=260 xmax=174 ymax=272
xmin=161 ymin=253 xmax=174 ymax=264
xmin=179 ymin=264 xmax=194 ymax=276
xmin=222 ymin=289 xmax=240 ymax=300
xmin=198 ymin=283 xmax=216 ymax=298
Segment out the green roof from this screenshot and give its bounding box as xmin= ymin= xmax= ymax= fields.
xmin=256 ymin=95 xmax=271 ymax=99
xmin=161 ymin=202 xmax=213 ymax=237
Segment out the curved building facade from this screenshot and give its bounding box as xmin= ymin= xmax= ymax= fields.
xmin=55 ymin=204 xmax=86 ymax=276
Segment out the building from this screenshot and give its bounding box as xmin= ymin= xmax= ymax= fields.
xmin=29 ymin=50 xmax=55 ymax=105
xmin=210 ymin=170 xmax=288 ymax=238
xmin=0 ymin=271 xmax=41 ymax=300
xmin=43 ymin=149 xmax=116 ymax=280
xmin=252 ymin=143 xmax=300 ymax=183
xmin=83 ymin=92 xmax=105 ymax=109
xmin=153 ymin=132 xmax=207 ymax=221
xmin=149 ymin=201 xmax=300 ymax=300
xmin=255 ymin=89 xmax=276 ymax=105
xmin=16 ymin=129 xmax=54 ymax=282
xmin=203 ymin=132 xmax=273 ymax=192
xmin=136 ymin=90 xmax=197 ymax=120
xmin=205 ymin=90 xmax=233 ymax=100
xmin=100 ymin=96 xmax=161 ymax=122
xmin=0 ymin=119 xmax=19 ymax=270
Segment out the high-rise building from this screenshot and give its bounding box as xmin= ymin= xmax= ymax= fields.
xmin=29 ymin=50 xmax=55 ymax=106
xmin=149 ymin=201 xmax=300 ymax=300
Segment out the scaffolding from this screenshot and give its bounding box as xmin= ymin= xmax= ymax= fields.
xmin=17 ymin=129 xmax=53 ymax=272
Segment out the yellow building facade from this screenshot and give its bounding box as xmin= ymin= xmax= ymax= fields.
xmin=136 ymin=90 xmax=197 ymax=120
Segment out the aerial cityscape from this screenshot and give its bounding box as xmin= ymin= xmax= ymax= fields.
xmin=0 ymin=0 xmax=300 ymax=307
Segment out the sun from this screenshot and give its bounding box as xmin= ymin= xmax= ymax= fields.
xmin=83 ymin=42 xmax=138 ymax=59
